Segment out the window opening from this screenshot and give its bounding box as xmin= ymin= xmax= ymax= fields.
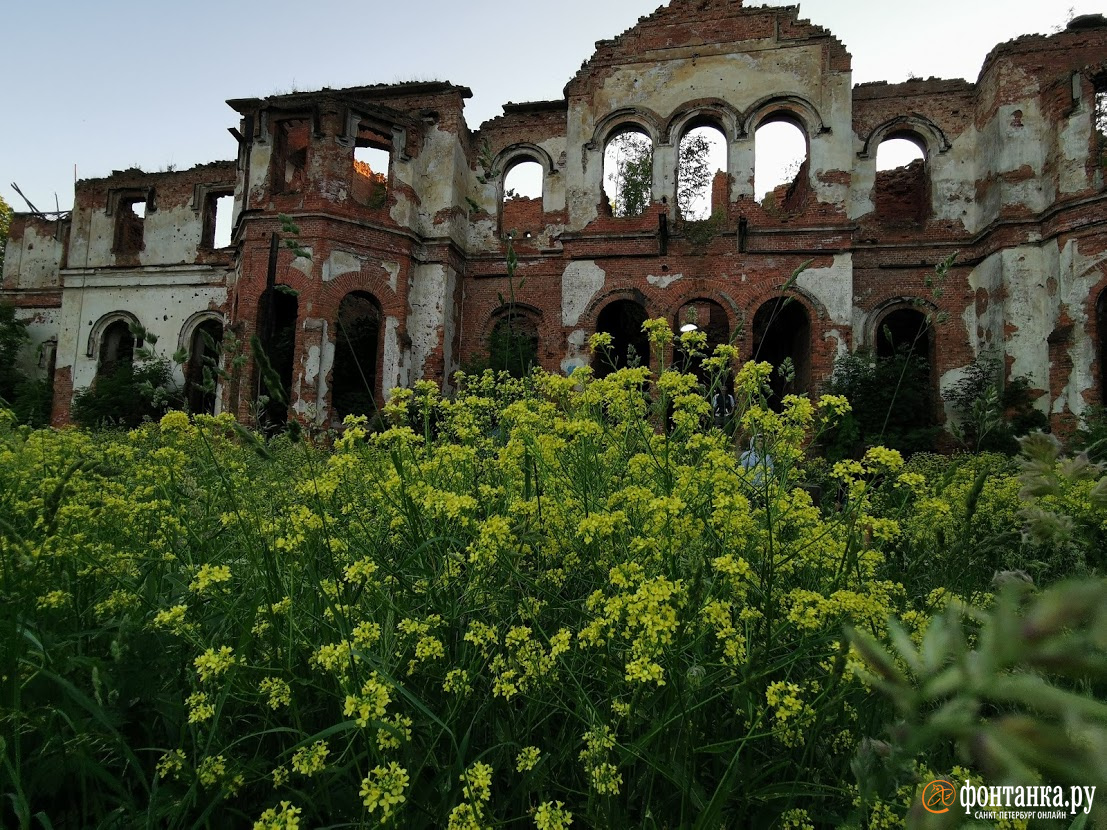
xmin=594 ymin=300 xmax=649 ymax=377
xmin=677 ymin=125 xmax=727 ymax=221
xmin=502 ymin=160 xmax=544 ymax=237
xmin=603 ymin=130 xmax=653 ymax=217
xmin=115 ymin=197 xmax=147 ymax=254
xmin=274 ymin=119 xmax=310 ymax=194
xmin=332 ymin=292 xmax=382 ymax=419
xmin=353 ymin=128 xmax=390 ymax=208
xmin=202 ymin=192 xmax=235 ymax=249
xmin=752 ymin=298 xmax=811 ymax=409
xmin=754 ymin=119 xmax=808 ymax=214
xmin=875 ymin=136 xmax=928 ymax=225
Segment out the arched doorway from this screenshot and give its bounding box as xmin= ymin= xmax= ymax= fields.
xmin=98 ymin=319 xmax=135 ymax=376
xmin=488 ymin=310 xmax=540 ymax=378
xmin=752 ymin=298 xmax=811 ymax=408
xmin=332 ymin=292 xmax=382 ymax=420
xmin=185 ymin=318 xmax=223 ymax=415
xmin=594 ymin=299 xmax=650 ymax=377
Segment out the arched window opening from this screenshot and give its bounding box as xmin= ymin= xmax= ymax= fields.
xmin=603 ymin=130 xmax=653 ymax=218
xmin=674 ymin=299 xmax=730 ymax=378
xmin=185 ymin=319 xmax=224 ymax=415
xmin=754 ymin=118 xmax=809 ymax=214
xmin=594 ymin=300 xmax=650 ymax=377
xmin=353 ymin=125 xmax=391 ymax=209
xmin=98 ymin=319 xmax=136 ymax=376
xmin=256 ymin=288 xmax=298 ymax=427
xmin=274 ymin=119 xmax=310 ymax=195
xmin=502 ymin=160 xmax=544 ymax=238
xmin=332 ymin=292 xmax=382 ymax=420
xmin=876 ymin=307 xmax=930 ymax=358
xmin=488 ymin=310 xmax=539 ymax=378
xmin=875 ymin=135 xmax=929 ymax=225
xmin=678 ymin=125 xmax=727 ymax=221
xmin=752 ymin=298 xmax=811 ymax=409
xmin=1097 ymin=289 xmax=1107 ymax=405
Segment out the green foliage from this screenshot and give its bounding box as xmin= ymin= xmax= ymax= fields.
xmin=606 ymin=132 xmax=653 ymax=217
xmin=1073 ymin=404 xmax=1107 ymax=462
xmin=1 ymin=349 xmax=1104 ymax=829
xmin=0 ymin=301 xmax=51 ymax=425
xmin=0 ymin=194 xmax=11 ymax=274
xmin=676 ymin=132 xmax=714 ymax=219
xmin=70 ymin=357 xmax=179 ymax=429
xmin=944 ymin=350 xmax=1049 ymax=454
xmin=849 ymin=578 xmax=1107 ymax=829
xmin=823 ymin=346 xmax=941 ymax=458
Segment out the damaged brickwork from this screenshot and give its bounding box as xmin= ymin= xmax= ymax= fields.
xmin=4 ymin=0 xmax=1107 ymax=433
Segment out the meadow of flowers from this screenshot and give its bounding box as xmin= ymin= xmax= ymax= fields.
xmin=1 ymin=324 xmax=1105 ymax=829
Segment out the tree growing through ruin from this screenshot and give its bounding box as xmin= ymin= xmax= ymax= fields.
xmin=0 ymin=195 xmax=11 ymax=274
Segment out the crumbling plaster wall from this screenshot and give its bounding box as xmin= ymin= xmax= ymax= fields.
xmin=565 ymin=39 xmax=853 ymax=228
xmin=2 ymin=217 xmax=65 ymax=291
xmin=53 ymin=270 xmax=229 ymax=397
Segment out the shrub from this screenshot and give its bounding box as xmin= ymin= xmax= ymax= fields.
xmin=0 ymin=342 xmax=1103 ymax=828
xmin=70 ymin=357 xmax=179 ymax=429
xmin=823 ymin=347 xmax=940 ymax=459
xmin=943 ymin=350 xmax=1049 ymax=454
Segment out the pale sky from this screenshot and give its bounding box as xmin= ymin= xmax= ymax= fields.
xmin=1 ymin=0 xmax=1094 ymax=214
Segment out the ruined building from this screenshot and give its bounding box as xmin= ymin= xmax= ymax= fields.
xmin=4 ymin=0 xmax=1107 ymax=432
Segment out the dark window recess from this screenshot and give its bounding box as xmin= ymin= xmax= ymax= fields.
xmin=185 ymin=319 xmax=224 ymax=415
xmin=876 ymin=308 xmax=930 ymax=358
xmin=256 ymin=288 xmax=298 ymax=429
xmin=593 ymin=299 xmax=650 ymax=377
xmin=115 ymin=198 xmax=147 ymax=254
xmin=488 ymin=311 xmax=539 ymax=378
xmin=99 ymin=320 xmax=136 ymax=375
xmin=274 ymin=119 xmax=310 ymax=194
xmin=332 ymin=292 xmax=382 ymax=419
xmin=752 ymin=298 xmax=811 ymax=409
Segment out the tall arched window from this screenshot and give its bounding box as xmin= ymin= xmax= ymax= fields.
xmin=754 ymin=118 xmax=808 ymax=214
xmin=876 ymin=307 xmax=931 ymax=358
xmin=875 ymin=134 xmax=928 ymax=225
xmin=677 ymin=125 xmax=727 ymax=221
xmin=603 ymin=129 xmax=653 ymax=217
xmin=502 ymin=159 xmax=544 ymax=238
xmin=332 ymin=292 xmax=382 ymax=420
xmin=98 ymin=320 xmax=135 ymax=376
xmin=488 ymin=309 xmax=540 ymax=377
xmin=185 ymin=318 xmax=224 ymax=415
xmin=752 ymin=298 xmax=811 ymax=409
xmin=594 ymin=299 xmax=650 ymax=377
